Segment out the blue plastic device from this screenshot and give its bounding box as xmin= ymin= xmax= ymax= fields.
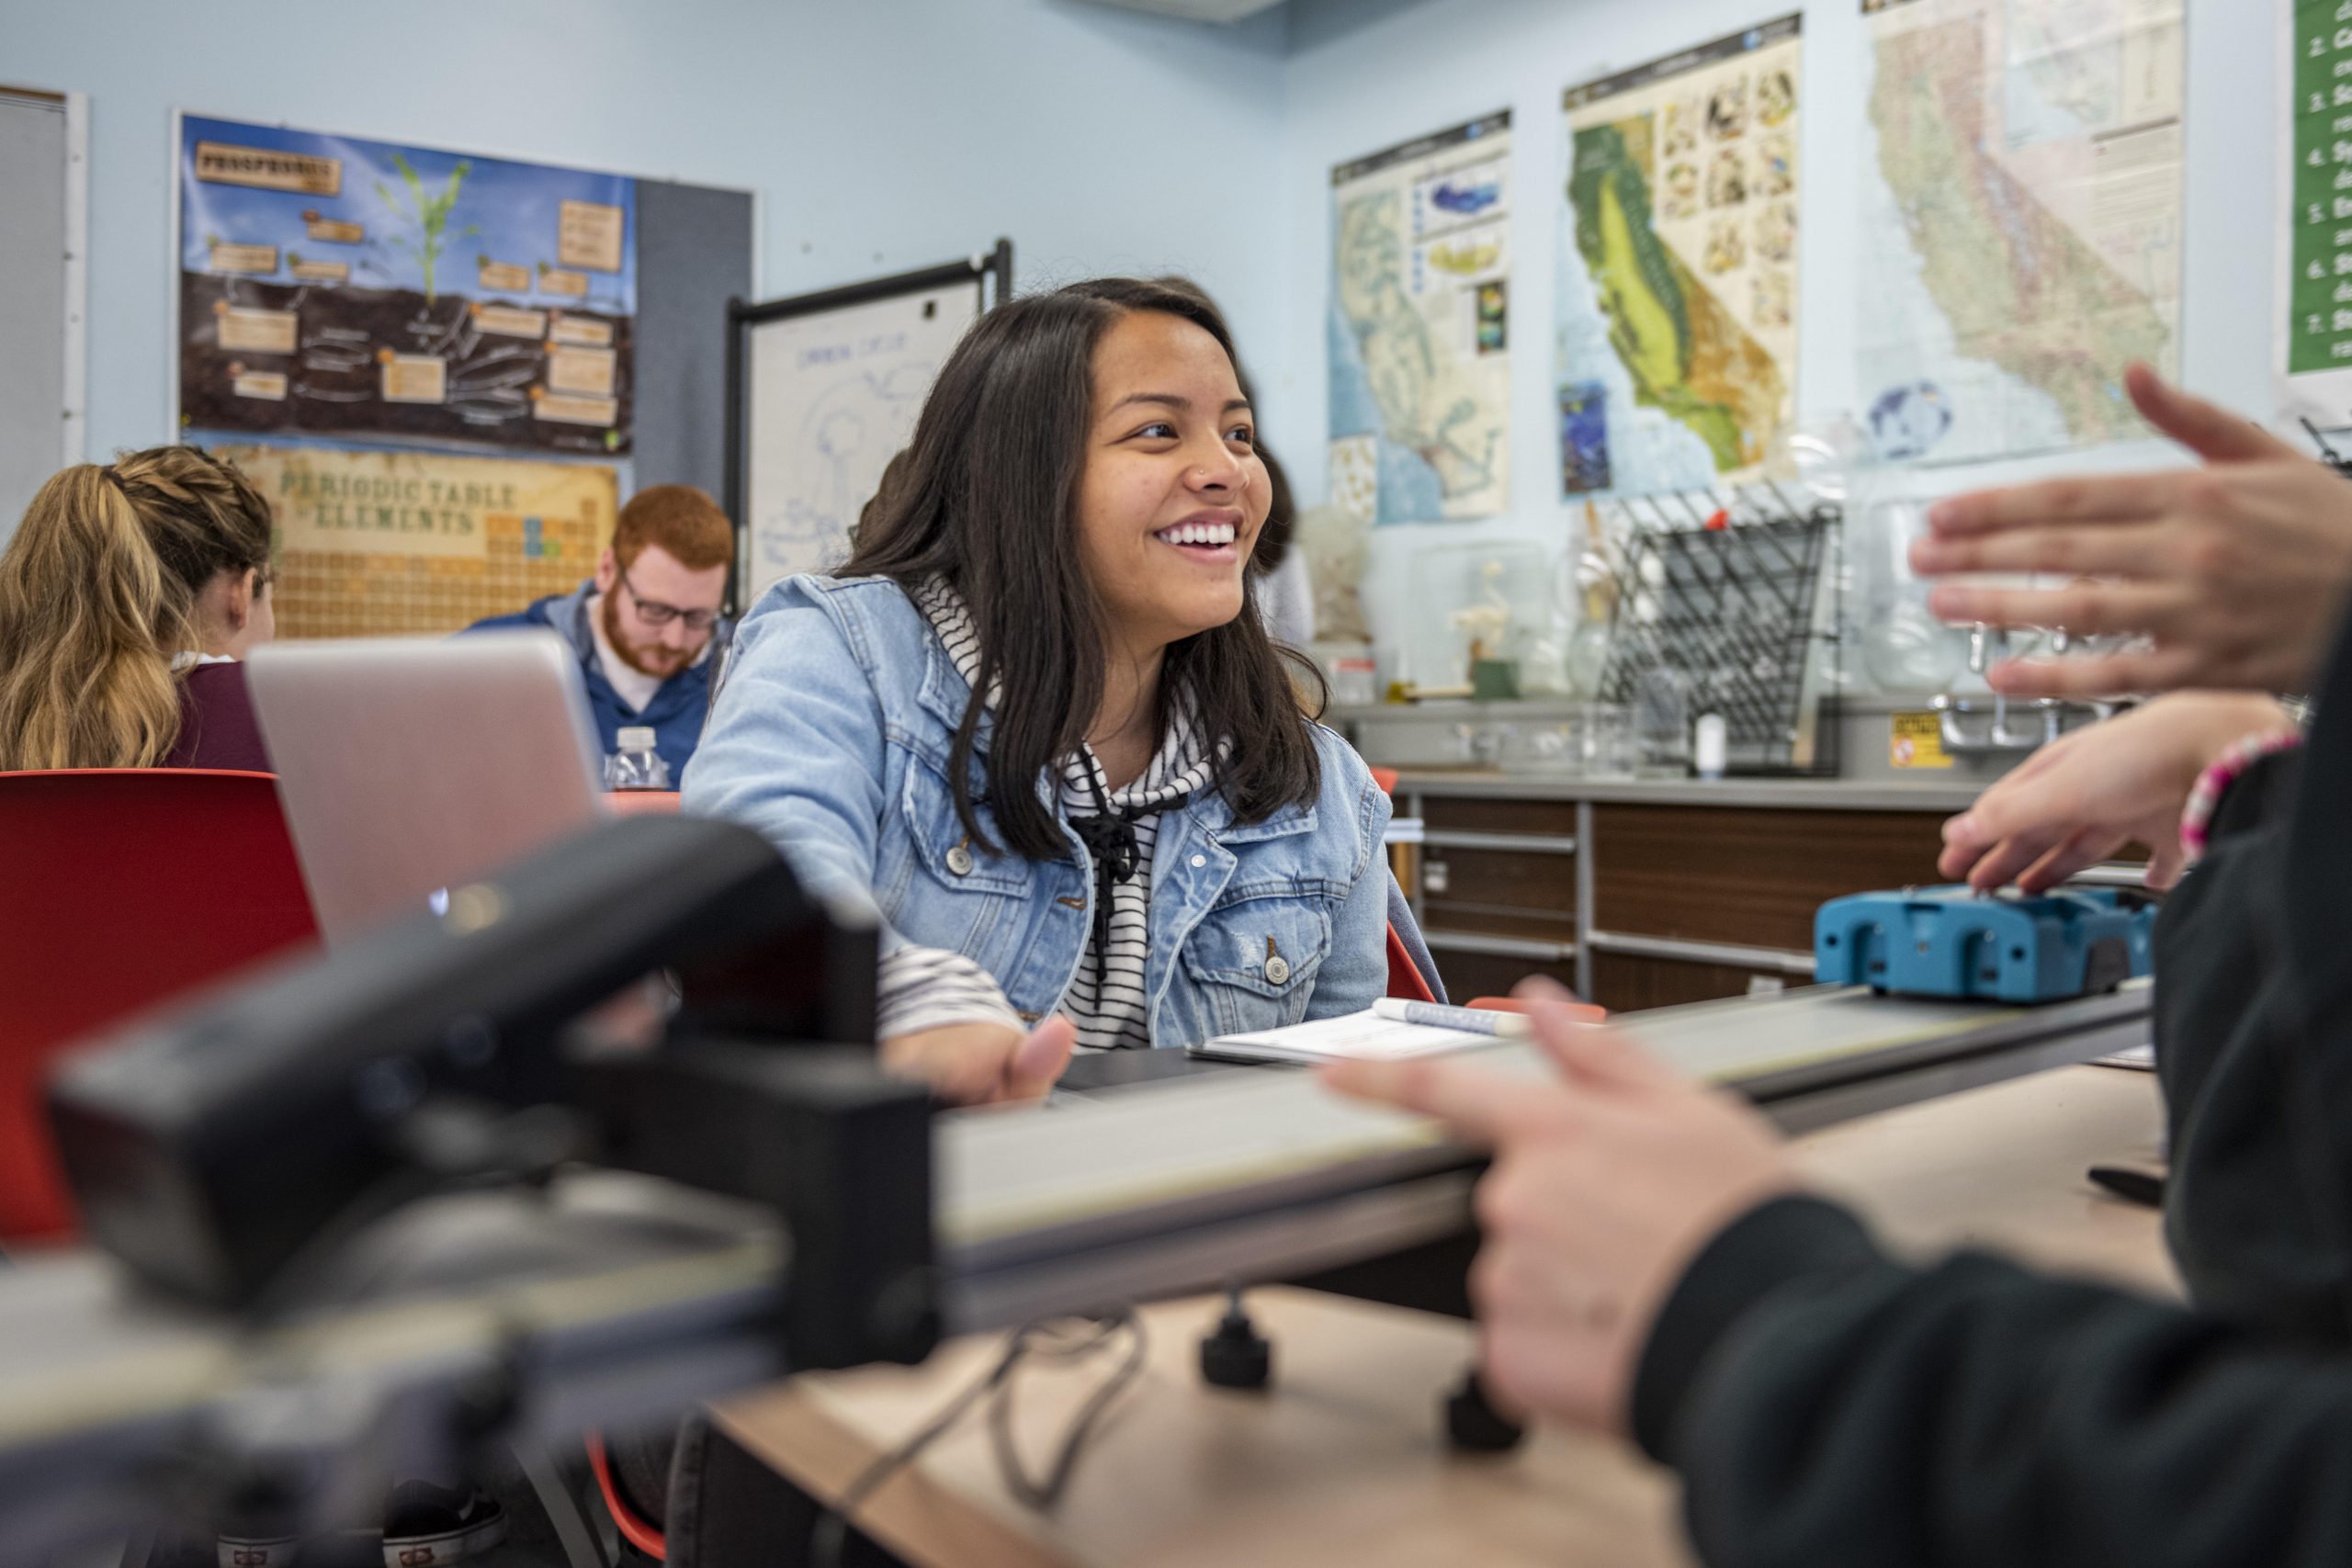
xmin=1813 ymin=886 xmax=2154 ymax=1004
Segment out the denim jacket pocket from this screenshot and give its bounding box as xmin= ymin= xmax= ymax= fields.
xmin=899 ymin=750 xmax=1030 ymax=896
xmin=877 ymin=750 xmax=1041 ymax=975
xmin=1180 ymin=891 xmax=1334 ymax=1035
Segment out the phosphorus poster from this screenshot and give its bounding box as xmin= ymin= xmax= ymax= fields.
xmin=1329 ymin=111 xmax=1511 ymax=525
xmin=1856 ymin=0 xmax=2184 ymax=463
xmin=1556 ymin=17 xmax=1802 ymax=499
xmin=216 ymin=445 xmax=615 ymax=638
xmin=178 ymin=116 xmax=637 ymax=455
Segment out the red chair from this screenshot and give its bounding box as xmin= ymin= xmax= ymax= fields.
xmin=1385 ymin=924 xmax=1438 ymax=1003
xmin=0 ymin=769 xmax=319 ymax=1240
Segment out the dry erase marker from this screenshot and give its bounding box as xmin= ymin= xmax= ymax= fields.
xmin=1370 ymin=998 xmax=1534 ymax=1038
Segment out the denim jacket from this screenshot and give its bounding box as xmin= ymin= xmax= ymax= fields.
xmin=682 ymin=574 xmax=1395 ymax=1046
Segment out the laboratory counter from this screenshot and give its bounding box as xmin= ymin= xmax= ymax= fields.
xmin=1389 ymin=769 xmax=1985 ymax=814
xmin=1379 ymin=770 xmax=2131 ymax=1014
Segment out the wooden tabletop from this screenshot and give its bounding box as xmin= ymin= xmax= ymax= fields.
xmin=710 ymin=1064 xmax=2173 ymax=1568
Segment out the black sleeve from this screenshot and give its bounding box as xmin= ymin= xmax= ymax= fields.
xmin=2148 ymin=746 xmax=2352 ymax=1337
xmin=1634 ymin=1195 xmax=2352 ymax=1568
xmin=1623 ymin=617 xmax=2352 ymax=1564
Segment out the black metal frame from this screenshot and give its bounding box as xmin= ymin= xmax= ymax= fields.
xmin=1596 ymin=485 xmax=1844 ymax=776
xmin=721 ymin=239 xmax=1014 ymax=614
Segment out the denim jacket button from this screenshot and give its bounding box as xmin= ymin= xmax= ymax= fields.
xmin=1265 ymin=954 xmax=1293 ymax=986
xmin=1190 ymin=853 xmax=1206 ymax=868
xmin=946 ymin=845 xmax=975 ymax=876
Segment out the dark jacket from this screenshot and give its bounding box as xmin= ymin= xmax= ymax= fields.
xmin=1629 ymin=615 xmax=2352 ymax=1566
xmin=463 ymin=579 xmax=729 ymax=785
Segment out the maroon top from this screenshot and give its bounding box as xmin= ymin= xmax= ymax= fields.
xmin=165 ymin=660 xmax=272 ymax=773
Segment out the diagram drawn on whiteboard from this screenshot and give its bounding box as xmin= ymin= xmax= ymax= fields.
xmin=736 ymin=266 xmax=997 ymax=605
xmin=757 ymin=360 xmax=938 ymax=586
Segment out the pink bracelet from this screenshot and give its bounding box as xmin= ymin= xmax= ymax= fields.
xmin=2180 ymin=729 xmax=2305 ymax=860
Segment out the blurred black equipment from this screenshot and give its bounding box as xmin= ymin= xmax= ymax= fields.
xmin=47 ymin=816 xmax=914 ymax=1371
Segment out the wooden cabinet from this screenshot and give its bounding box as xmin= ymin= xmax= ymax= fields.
xmin=1400 ymin=787 xmax=1958 ymax=1014
xmin=1589 ymin=804 xmax=1946 ymax=952
xmin=1418 ymin=801 xmax=1577 ymax=944
xmin=1588 ymin=953 xmax=1792 ymax=1011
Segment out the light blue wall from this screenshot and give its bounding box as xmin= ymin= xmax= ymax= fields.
xmin=6 ymin=0 xmax=1291 ymax=464
xmin=10 ymin=0 xmax=2291 ymax=671
xmin=1276 ymin=0 xmax=2277 ymax=674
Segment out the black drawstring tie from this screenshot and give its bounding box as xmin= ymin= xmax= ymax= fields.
xmin=1068 ymin=771 xmax=1190 ymax=1023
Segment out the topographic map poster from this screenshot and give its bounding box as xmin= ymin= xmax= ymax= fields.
xmin=1329 ymin=111 xmax=1512 ymax=525
xmin=2279 ymin=0 xmax=2352 ymax=423
xmin=178 ymin=116 xmax=636 ymax=455
xmin=1557 ymin=16 xmax=1803 ymax=498
xmin=1857 ymin=0 xmax=2185 ymax=464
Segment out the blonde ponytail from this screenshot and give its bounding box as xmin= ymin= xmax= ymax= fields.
xmin=0 ymin=447 xmax=275 ymax=771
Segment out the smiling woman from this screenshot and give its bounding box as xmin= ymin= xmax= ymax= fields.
xmin=684 ymin=277 xmax=1404 ymax=1104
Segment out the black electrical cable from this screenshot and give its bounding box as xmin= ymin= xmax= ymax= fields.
xmin=807 ymin=1308 xmax=1147 ymax=1568
xmin=987 ymin=1310 xmax=1148 ymax=1510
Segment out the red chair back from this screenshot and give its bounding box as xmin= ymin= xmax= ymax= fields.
xmin=0 ymin=769 xmax=319 ymax=1239
xmin=1385 ymin=923 xmax=1437 ymax=1003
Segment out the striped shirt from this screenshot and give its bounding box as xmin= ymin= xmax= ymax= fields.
xmin=871 ymin=579 xmax=1214 ymax=1051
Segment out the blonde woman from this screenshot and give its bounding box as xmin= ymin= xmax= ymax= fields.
xmin=0 ymin=446 xmax=277 ymax=773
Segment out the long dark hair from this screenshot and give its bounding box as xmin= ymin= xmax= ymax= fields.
xmin=1253 ymin=441 xmax=1295 ymax=574
xmin=842 ymin=276 xmax=1323 ymax=861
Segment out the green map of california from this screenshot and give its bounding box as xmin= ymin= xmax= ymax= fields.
xmin=1568 ymin=117 xmax=1783 ymax=474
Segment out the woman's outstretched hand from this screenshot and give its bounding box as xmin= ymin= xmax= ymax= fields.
xmin=1325 ymin=981 xmax=1800 ymax=1433
xmin=880 ymin=1014 xmax=1076 ymax=1106
xmin=1912 ymin=366 xmax=2352 ymax=697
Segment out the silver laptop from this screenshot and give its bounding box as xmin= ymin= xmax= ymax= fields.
xmin=246 ymin=633 xmax=610 ymax=945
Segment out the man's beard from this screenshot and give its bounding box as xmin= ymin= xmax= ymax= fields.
xmin=602 ymin=590 xmax=692 ymax=678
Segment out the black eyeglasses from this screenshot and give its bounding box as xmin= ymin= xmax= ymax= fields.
xmin=617 ymin=566 xmax=720 ymax=632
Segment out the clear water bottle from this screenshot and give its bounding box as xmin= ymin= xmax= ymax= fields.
xmin=603 ymin=726 xmax=671 ymax=791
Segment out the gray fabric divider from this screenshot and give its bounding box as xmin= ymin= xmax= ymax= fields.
xmin=635 ymin=180 xmax=754 ymax=502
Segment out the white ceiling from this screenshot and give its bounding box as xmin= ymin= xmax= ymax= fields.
xmin=1067 ymin=0 xmax=1286 ymax=23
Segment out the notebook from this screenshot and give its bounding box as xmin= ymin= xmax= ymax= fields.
xmin=1187 ymin=1009 xmax=1505 ymax=1066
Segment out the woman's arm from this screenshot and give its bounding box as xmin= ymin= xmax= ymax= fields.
xmin=684 ymin=592 xmax=894 ymax=917
xmin=1645 ymin=1194 xmax=2352 ymax=1568
xmin=684 ymin=590 xmax=1068 ymax=1100
xmin=1330 ymin=1002 xmax=2352 ymax=1568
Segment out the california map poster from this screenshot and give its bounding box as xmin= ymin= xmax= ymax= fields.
xmin=1557 ymin=17 xmax=1802 ymax=499
xmin=1329 ymin=111 xmax=1512 ymax=525
xmin=1856 ymin=0 xmax=2184 ymax=463
xmin=177 ymin=115 xmax=637 ymax=456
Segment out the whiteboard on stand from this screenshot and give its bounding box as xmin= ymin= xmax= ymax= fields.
xmin=728 ymin=243 xmax=1011 ymax=608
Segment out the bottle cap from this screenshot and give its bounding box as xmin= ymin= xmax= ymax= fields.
xmin=617 ymin=727 xmax=657 ymax=750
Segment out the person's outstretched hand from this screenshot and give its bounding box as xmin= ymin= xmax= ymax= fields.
xmin=1325 ymin=982 xmax=1800 ymax=1433
xmin=1938 ymin=692 xmax=2299 ymax=893
xmin=880 ymin=1014 xmax=1075 ymax=1106
xmin=1912 ymin=365 xmax=2352 ymax=696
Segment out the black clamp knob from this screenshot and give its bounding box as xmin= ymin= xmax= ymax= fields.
xmin=1199 ymin=1288 xmax=1272 ymax=1391
xmin=1444 ymin=1368 xmax=1525 ymax=1452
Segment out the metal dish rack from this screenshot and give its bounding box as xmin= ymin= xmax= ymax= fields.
xmin=1595 ymin=486 xmax=1843 ymax=776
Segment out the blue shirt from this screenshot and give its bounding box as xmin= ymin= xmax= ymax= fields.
xmin=462 ymin=579 xmax=729 ymax=784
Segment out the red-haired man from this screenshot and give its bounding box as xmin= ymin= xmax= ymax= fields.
xmin=466 ymin=483 xmax=733 ymax=781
